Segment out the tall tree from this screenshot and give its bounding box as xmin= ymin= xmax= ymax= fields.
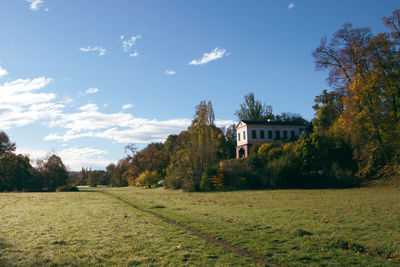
xmin=313 ymin=14 xmax=400 ymax=175
xmin=0 ymin=131 xmax=16 ymax=158
xmin=235 ymin=93 xmax=273 ymax=121
xmin=167 ymin=101 xmax=224 ymax=191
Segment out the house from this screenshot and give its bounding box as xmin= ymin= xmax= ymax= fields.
xmin=236 ymin=120 xmax=305 ymax=158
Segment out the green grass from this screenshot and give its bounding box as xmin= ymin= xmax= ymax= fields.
xmin=1 ymin=182 xmax=400 ymax=266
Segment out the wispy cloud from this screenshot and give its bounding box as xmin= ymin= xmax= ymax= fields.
xmin=58 ymin=147 xmax=113 ymax=170
xmin=129 ymin=51 xmax=139 ymax=57
xmin=27 ymin=0 xmax=43 ymax=11
xmin=79 ymin=46 xmax=107 ymax=56
xmin=44 ymin=102 xmax=191 ymax=144
xmin=16 ymin=147 xmax=114 ymax=171
xmin=288 ymin=2 xmax=295 ymax=9
xmin=122 ymin=104 xmax=134 ymax=110
xmin=86 ymin=87 xmax=99 ymax=94
xmin=121 ymin=35 xmax=142 ymax=52
xmin=165 ymin=70 xmax=176 ymax=75
xmin=0 ymin=77 xmax=64 ymax=129
xmin=0 ymin=66 xmax=8 ymax=78
xmin=189 ymin=48 xmax=228 ymax=65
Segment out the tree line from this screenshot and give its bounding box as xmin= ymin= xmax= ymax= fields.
xmin=0 ymin=132 xmax=69 ymax=192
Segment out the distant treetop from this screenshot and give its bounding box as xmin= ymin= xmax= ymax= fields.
xmin=235 ymin=93 xmax=273 ymax=121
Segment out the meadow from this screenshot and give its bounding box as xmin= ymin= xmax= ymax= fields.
xmin=0 ymin=180 xmax=400 ymax=266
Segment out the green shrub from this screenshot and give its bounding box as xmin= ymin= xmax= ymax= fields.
xmin=56 ymin=185 xmax=79 ymax=192
xmin=216 ymin=159 xmax=254 ymax=189
xmin=266 ymin=150 xmax=303 ymax=188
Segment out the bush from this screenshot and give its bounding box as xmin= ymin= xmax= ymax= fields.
xmin=215 ymin=159 xmax=254 ymax=189
xmin=266 ymin=150 xmax=303 ymax=188
xmin=56 ymin=185 xmax=79 ymax=192
xmin=136 ymin=170 xmax=161 ymax=188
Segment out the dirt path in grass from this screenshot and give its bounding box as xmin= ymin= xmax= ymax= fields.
xmin=99 ymin=190 xmax=281 ymax=267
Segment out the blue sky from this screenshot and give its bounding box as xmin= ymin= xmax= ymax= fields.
xmin=0 ymin=0 xmax=398 ymax=170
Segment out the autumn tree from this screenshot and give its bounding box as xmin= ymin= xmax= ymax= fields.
xmin=109 ymin=159 xmax=129 ymax=187
xmin=164 ymin=101 xmax=230 ymax=191
xmin=135 ymin=170 xmax=160 ymax=188
xmin=235 ymin=93 xmax=273 ymax=121
xmin=312 ymin=14 xmax=400 ymax=176
xmin=123 ymin=143 xmax=168 ymax=185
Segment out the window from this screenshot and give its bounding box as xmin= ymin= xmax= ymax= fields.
xmin=283 ymin=130 xmax=288 ymax=140
xmin=238 ymin=133 xmax=241 ymax=141
xmin=243 ymin=131 xmax=246 ymax=140
xmin=299 ymin=128 xmax=304 ymax=134
xmin=275 ymin=131 xmax=281 ymax=140
xmin=260 ymin=130 xmax=265 ymax=139
xmin=268 ymin=130 xmax=272 ymax=139
xmin=291 ymin=130 xmax=295 ymax=140
xmin=252 ymin=130 xmax=256 ymax=139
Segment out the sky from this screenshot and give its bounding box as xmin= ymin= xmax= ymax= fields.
xmin=0 ymin=0 xmax=398 ymax=171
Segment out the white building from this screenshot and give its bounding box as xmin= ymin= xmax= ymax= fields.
xmin=236 ymin=120 xmax=305 ymax=158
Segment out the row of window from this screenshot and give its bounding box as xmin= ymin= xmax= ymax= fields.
xmin=238 ymin=129 xmax=303 ymax=141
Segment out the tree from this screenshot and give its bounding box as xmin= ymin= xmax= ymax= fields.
xmin=235 ymin=93 xmax=273 ymax=121
xmin=312 ymin=16 xmax=400 ymax=176
xmin=87 ymin=170 xmax=105 ymax=187
xmin=383 ymin=9 xmax=400 ymax=43
xmin=165 ymin=101 xmax=225 ymax=191
xmin=77 ymin=167 xmax=89 ymax=185
xmin=224 ymin=124 xmax=237 ymax=159
xmin=312 ymin=89 xmax=343 ymax=132
xmin=135 ymin=170 xmax=160 ymax=188
xmin=0 ymin=154 xmax=37 ymax=192
xmin=124 ymin=143 xmax=168 ymax=185
xmin=40 ymin=154 xmax=69 ymax=191
xmin=109 ymin=159 xmax=129 ymax=187
xmin=0 ymin=131 xmax=16 ymax=158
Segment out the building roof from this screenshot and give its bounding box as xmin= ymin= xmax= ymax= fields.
xmin=237 ymin=120 xmax=306 ymax=127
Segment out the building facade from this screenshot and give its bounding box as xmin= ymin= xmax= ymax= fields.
xmin=236 ymin=120 xmax=305 ymax=158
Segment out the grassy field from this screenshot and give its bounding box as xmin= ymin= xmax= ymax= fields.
xmin=0 ymin=180 xmax=400 ymax=266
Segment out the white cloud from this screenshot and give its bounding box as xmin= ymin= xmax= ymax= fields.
xmin=288 ymin=2 xmax=295 ymax=9
xmin=129 ymin=51 xmax=139 ymax=57
xmin=215 ymin=119 xmax=237 ymax=129
xmin=165 ymin=70 xmax=176 ymax=75
xmin=79 ymin=46 xmax=107 ymax=56
xmin=122 ymin=104 xmax=134 ymax=110
xmin=16 ymin=147 xmax=114 ymax=171
xmin=27 ymin=0 xmax=43 ymax=11
xmin=58 ymin=147 xmax=114 ymax=170
xmin=86 ymin=87 xmax=99 ymax=94
xmin=121 ymin=35 xmax=142 ymax=52
xmin=78 ymin=103 xmax=99 ymax=113
xmin=189 ymin=48 xmax=229 ymax=65
xmin=0 ymin=66 xmax=8 ymax=78
xmin=0 ymin=77 xmax=54 ymax=107
xmin=0 ymin=76 xmax=64 ymax=129
xmin=44 ymin=103 xmax=192 ymax=144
